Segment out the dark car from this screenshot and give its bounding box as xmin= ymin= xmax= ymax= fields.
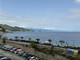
xmin=24 ymin=53 xmax=33 ymax=59
xmin=38 ymin=58 xmax=44 ymax=60
xmin=0 ymin=46 xmax=3 ymax=49
xmin=0 ymin=55 xmax=5 ymax=59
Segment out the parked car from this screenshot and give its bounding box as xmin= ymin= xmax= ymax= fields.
xmin=2 ymin=47 xmax=8 ymax=51
xmin=24 ymin=53 xmax=33 ymax=59
xmin=6 ymin=48 xmax=13 ymax=51
xmin=0 ymin=55 xmax=5 ymax=59
xmin=0 ymin=46 xmax=3 ymax=49
xmin=0 ymin=45 xmax=43 ymax=60
xmin=21 ymin=52 xmax=26 ymax=56
xmin=17 ymin=51 xmax=24 ymax=56
xmin=25 ymin=54 xmax=34 ymax=60
xmin=30 ymin=57 xmax=35 ymax=60
xmin=34 ymin=58 xmax=44 ymax=60
xmin=2 ymin=47 xmax=6 ymax=50
xmin=10 ymin=48 xmax=16 ymax=52
xmin=39 ymin=58 xmax=44 ymax=60
xmin=14 ymin=49 xmax=22 ymax=54
xmin=0 ymin=57 xmax=11 ymax=60
xmin=10 ymin=48 xmax=21 ymax=53
xmin=2 ymin=45 xmax=13 ymax=51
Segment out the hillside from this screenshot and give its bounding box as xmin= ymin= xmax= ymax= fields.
xmin=0 ymin=24 xmax=34 ymax=32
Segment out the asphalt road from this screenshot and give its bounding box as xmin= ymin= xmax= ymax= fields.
xmin=0 ymin=49 xmax=26 ymax=60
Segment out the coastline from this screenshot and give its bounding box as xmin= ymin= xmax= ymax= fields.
xmin=0 ymin=39 xmax=69 ymax=60
xmin=3 ymin=32 xmax=80 ymax=47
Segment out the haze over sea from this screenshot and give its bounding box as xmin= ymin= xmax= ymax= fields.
xmin=3 ymin=32 xmax=80 ymax=47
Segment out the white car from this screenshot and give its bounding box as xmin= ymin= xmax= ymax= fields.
xmin=17 ymin=51 xmax=24 ymax=56
xmin=14 ymin=49 xmax=22 ymax=54
xmin=0 ymin=57 xmax=11 ymax=60
xmin=10 ymin=48 xmax=16 ymax=52
xmin=30 ymin=57 xmax=36 ymax=60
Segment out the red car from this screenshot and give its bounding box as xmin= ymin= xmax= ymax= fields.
xmin=12 ymin=48 xmax=21 ymax=53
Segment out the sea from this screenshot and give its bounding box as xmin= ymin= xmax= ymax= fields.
xmin=3 ymin=32 xmax=80 ymax=47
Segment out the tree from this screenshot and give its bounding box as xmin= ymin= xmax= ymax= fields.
xmin=29 ymin=40 xmax=38 ymax=55
xmin=48 ymin=39 xmax=52 ymax=44
xmin=36 ymin=38 xmax=40 ymax=42
xmin=21 ymin=36 xmax=24 ymax=40
xmin=66 ymin=42 xmax=69 ymax=46
xmin=2 ymin=37 xmax=6 ymax=45
xmin=30 ymin=41 xmax=38 ymax=49
xmin=28 ymin=38 xmax=31 ymax=41
xmin=59 ymin=40 xmax=65 ymax=46
xmin=15 ymin=36 xmax=18 ymax=40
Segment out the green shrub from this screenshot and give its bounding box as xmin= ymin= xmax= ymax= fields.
xmin=66 ymin=55 xmax=72 ymax=59
xmin=2 ymin=37 xmax=6 ymax=45
xmin=25 ymin=44 xmax=28 ymax=47
xmin=61 ymin=54 xmax=66 ymax=57
xmin=30 ymin=40 xmax=38 ymax=49
xmin=76 ymin=55 xmax=80 ymax=60
xmin=78 ymin=49 xmax=80 ymax=54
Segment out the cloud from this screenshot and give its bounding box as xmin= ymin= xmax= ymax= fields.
xmin=68 ymin=8 xmax=80 ymax=19
xmin=0 ymin=12 xmax=56 ymax=29
xmin=44 ymin=27 xmax=55 ymax=30
xmin=18 ymin=25 xmax=28 ymax=28
xmin=75 ymin=0 xmax=80 ymax=4
xmin=0 ymin=20 xmax=16 ymax=23
xmin=1 ymin=10 xmax=80 ymax=31
xmin=69 ymin=9 xmax=80 ymax=13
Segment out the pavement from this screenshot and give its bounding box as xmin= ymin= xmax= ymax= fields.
xmin=0 ymin=49 xmax=26 ymax=60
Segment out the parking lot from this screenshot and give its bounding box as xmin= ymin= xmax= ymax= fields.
xmin=0 ymin=45 xmax=44 ymax=60
xmin=0 ymin=49 xmax=26 ymax=60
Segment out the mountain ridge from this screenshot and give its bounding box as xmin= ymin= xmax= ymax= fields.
xmin=26 ymin=28 xmax=66 ymax=32
xmin=0 ymin=24 xmax=34 ymax=32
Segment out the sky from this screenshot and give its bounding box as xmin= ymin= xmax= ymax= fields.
xmin=0 ymin=0 xmax=80 ymax=32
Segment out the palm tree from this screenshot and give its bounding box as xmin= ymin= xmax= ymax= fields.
xmin=28 ymin=38 xmax=31 ymax=41
xmin=15 ymin=36 xmax=18 ymax=40
xmin=66 ymin=42 xmax=68 ymax=46
xmin=48 ymin=39 xmax=52 ymax=44
xmin=59 ymin=40 xmax=65 ymax=46
xmin=21 ymin=36 xmax=24 ymax=40
xmin=36 ymin=38 xmax=40 ymax=42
